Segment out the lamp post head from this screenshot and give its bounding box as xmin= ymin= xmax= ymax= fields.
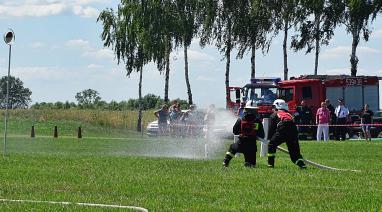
xmin=4 ymin=29 xmax=15 ymax=45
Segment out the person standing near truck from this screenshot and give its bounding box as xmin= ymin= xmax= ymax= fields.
xmin=316 ymin=102 xmax=331 ymax=142
xmin=361 ymin=104 xmax=373 ymax=141
xmin=296 ymin=100 xmax=313 ymax=140
xmin=334 ymin=99 xmax=349 ymax=141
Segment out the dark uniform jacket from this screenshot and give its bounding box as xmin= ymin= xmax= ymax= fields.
xmin=233 ymin=113 xmax=265 ymax=140
xmin=268 ymin=110 xmax=298 ymax=140
xmin=296 ymin=106 xmax=313 ymax=124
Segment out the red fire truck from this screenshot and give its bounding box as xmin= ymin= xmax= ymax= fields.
xmin=278 ymin=75 xmax=381 ymax=138
xmin=227 ymin=75 xmax=381 ymax=138
xmin=278 ymin=75 xmax=380 ymax=115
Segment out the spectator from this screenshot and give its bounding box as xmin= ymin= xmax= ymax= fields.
xmin=316 ymin=102 xmax=330 ymax=142
xmin=296 ymin=100 xmax=313 ymax=140
xmin=154 ymin=104 xmax=169 ymax=135
xmin=325 ymin=99 xmax=336 ymax=138
xmin=181 ymin=104 xmax=199 ymax=136
xmin=334 ymin=99 xmax=349 ymax=141
xmin=361 ymin=104 xmax=373 ymax=141
xmin=169 ymin=102 xmax=182 ymax=136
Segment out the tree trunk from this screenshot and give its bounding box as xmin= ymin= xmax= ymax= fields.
xmin=164 ymin=39 xmax=170 ymax=103
xmin=283 ymin=20 xmax=289 ymax=80
xmin=314 ymin=13 xmax=320 ymax=75
xmin=225 ymin=28 xmax=232 ymax=109
xmin=137 ymin=66 xmax=143 ymax=132
xmin=350 ymin=32 xmax=359 ymax=77
xmin=184 ymin=45 xmax=193 ymax=105
xmin=251 ymin=45 xmax=256 ymax=79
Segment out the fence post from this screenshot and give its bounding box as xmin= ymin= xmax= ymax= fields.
xmin=54 ymin=126 xmax=58 ymax=138
xmin=77 ymin=127 xmax=82 ymax=139
xmin=31 ymin=125 xmax=35 ymax=138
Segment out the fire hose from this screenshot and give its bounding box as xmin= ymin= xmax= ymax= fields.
xmin=257 ymin=137 xmax=360 ymax=172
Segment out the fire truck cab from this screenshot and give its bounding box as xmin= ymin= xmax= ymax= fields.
xmin=227 ymin=78 xmax=280 ymax=117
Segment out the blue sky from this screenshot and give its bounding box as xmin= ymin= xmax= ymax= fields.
xmin=1 ymin=0 xmax=382 ymax=109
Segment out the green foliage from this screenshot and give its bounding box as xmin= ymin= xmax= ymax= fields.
xmin=75 ymin=89 xmax=102 ymax=108
xmin=0 ymin=76 xmax=32 ymax=109
xmin=291 ymin=0 xmax=345 ymax=53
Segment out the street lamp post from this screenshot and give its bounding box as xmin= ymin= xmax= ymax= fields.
xmin=3 ymin=29 xmax=15 ymax=158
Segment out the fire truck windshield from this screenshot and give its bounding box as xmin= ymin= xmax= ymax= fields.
xmin=245 ymin=87 xmax=277 ymax=105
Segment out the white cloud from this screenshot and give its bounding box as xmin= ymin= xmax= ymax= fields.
xmin=196 ymin=75 xmax=216 ymax=82
xmin=323 ymin=67 xmax=369 ymax=75
xmin=0 ymin=2 xmax=67 ymax=17
xmin=87 ymin=64 xmax=103 ymax=69
xmin=72 ymin=5 xmax=99 ymax=18
xmin=65 ymin=39 xmax=90 ymax=48
xmin=322 ymin=46 xmax=380 ymax=59
xmin=0 ymin=0 xmax=108 ymax=18
xmin=372 ymin=29 xmax=382 ymax=38
xmin=29 ymin=42 xmax=45 ymax=48
xmin=82 ymin=48 xmax=114 ymax=60
xmin=174 ymin=49 xmax=215 ymax=62
xmin=12 ymin=66 xmax=74 ymax=80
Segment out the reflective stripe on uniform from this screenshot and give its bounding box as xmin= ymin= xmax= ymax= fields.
xmin=226 ymin=152 xmax=235 ymax=157
xmin=253 ymin=123 xmax=259 ymax=130
xmin=267 ymin=153 xmax=276 ymax=157
xmin=295 ymin=158 xmax=304 ymax=164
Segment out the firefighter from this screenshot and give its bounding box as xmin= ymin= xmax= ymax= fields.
xmin=222 ymin=101 xmax=264 ymax=168
xmin=267 ymin=99 xmax=306 ymax=169
xmin=296 ymin=100 xmax=313 ymax=139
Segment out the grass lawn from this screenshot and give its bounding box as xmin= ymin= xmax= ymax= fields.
xmin=0 ymin=128 xmax=381 ymax=210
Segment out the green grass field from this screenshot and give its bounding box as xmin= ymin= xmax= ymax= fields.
xmin=0 ymin=115 xmax=381 ymax=211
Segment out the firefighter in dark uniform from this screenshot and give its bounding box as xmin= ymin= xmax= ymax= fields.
xmin=267 ymin=99 xmax=306 ymax=169
xmin=296 ymin=100 xmax=313 ymax=139
xmin=222 ymin=101 xmax=265 ymax=168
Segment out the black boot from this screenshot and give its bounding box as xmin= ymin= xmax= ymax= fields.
xmin=296 ymin=158 xmax=307 ymax=169
xmin=268 ymin=156 xmax=275 ymax=168
xmin=244 ymin=162 xmax=256 ymax=168
xmin=223 ymin=154 xmax=233 ymax=167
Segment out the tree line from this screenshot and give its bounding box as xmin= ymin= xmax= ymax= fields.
xmin=97 ymin=0 xmax=382 ymax=131
xmin=0 ymin=78 xmax=188 ymax=111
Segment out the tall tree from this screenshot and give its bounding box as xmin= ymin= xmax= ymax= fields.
xmin=235 ymin=0 xmax=277 ymax=78
xmin=0 ymin=76 xmax=32 ymax=109
xmin=343 ymin=0 xmax=374 ymax=76
xmin=198 ymin=0 xmax=236 ymax=108
xmin=98 ymin=3 xmax=150 ymax=131
xmin=75 ymin=89 xmax=101 ymax=107
xmin=148 ymin=0 xmax=179 ymax=104
xmin=292 ymin=0 xmax=344 ymax=75
xmin=175 ymin=0 xmax=198 ymax=105
xmin=274 ymin=0 xmax=304 ymax=80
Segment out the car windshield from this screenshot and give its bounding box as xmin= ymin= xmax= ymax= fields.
xmin=374 ymin=111 xmax=382 ymax=117
xmin=244 ymin=87 xmax=277 ymax=105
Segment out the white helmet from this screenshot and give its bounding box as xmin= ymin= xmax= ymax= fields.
xmin=273 ymin=99 xmax=288 ymax=110
xmin=245 ymin=100 xmax=258 ymax=111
